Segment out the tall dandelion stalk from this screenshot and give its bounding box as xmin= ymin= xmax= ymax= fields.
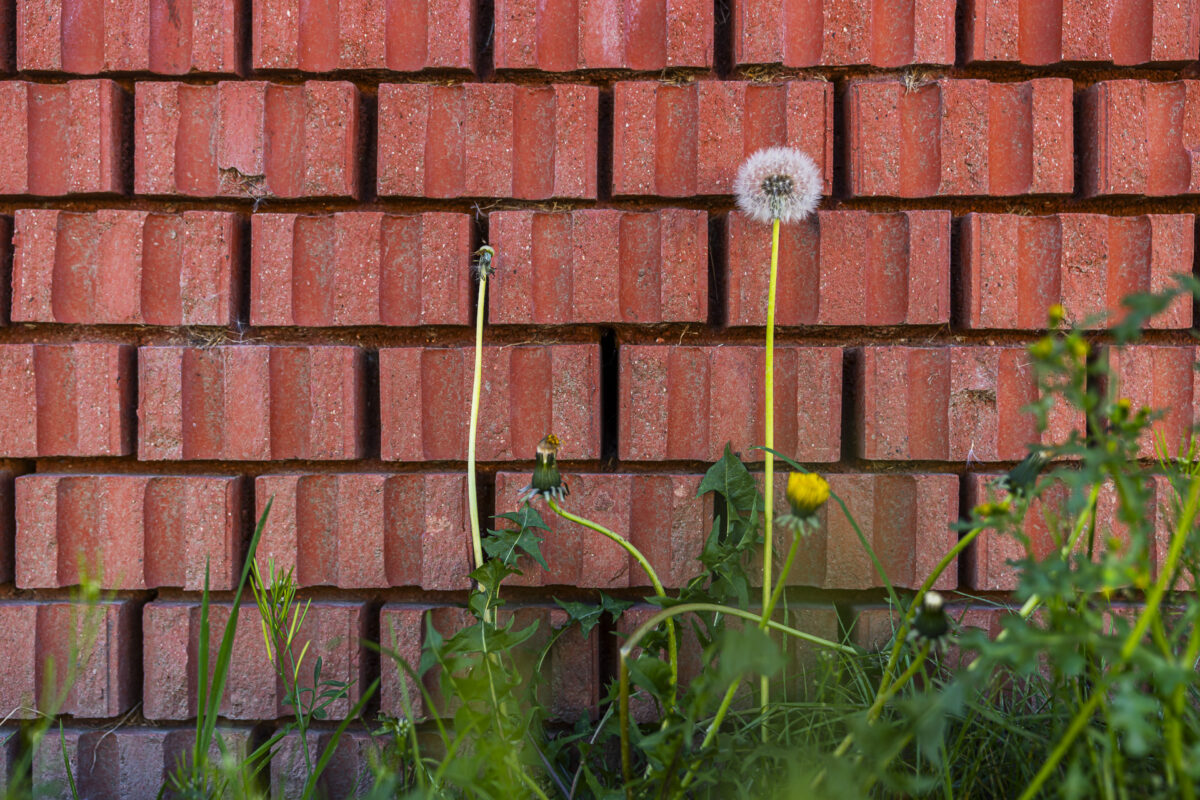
xmin=733 ymin=146 xmax=822 ymax=734
xmin=468 ymin=245 xmax=495 ymax=575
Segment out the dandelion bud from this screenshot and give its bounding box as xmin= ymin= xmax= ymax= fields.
xmin=908 ymin=590 xmax=952 ymax=651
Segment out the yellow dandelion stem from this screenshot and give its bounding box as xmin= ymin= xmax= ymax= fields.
xmin=761 ymin=214 xmax=780 ymax=736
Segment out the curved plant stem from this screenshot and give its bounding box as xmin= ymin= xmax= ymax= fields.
xmin=761 ymin=216 xmax=781 ymax=732
xmin=547 ymin=495 xmax=679 ymax=794
xmin=547 ymin=498 xmax=678 ymax=694
xmin=617 ymin=600 xmax=857 ymax=795
xmin=467 ymin=269 xmax=488 ymax=574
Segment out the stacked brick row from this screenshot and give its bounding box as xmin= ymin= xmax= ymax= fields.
xmin=0 ymin=0 xmax=1197 ymax=789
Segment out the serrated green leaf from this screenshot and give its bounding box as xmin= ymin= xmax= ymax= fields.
xmin=698 ymin=443 xmax=763 ymax=516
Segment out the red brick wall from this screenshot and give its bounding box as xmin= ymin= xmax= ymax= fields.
xmin=0 ymin=0 xmax=1197 ymax=787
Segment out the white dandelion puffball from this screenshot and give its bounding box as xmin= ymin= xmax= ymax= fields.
xmin=734 ymin=146 xmax=823 ymax=225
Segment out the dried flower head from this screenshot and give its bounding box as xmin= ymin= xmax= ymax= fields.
xmin=777 ymin=471 xmax=830 ymax=534
xmin=473 ymin=244 xmax=495 ymax=279
xmin=733 ymin=146 xmax=823 ymax=225
xmin=519 ymin=433 xmax=569 ymax=503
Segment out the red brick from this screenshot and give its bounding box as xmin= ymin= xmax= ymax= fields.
xmin=761 ymin=472 xmax=958 ymax=590
xmin=18 ymin=0 xmax=240 ymax=73
xmin=378 ymin=83 xmax=598 ymax=200
xmin=735 ymin=0 xmax=955 ymax=67
xmin=380 ymin=344 xmax=601 ymax=462
xmin=855 ymin=346 xmax=1082 ymax=462
xmin=962 ymin=213 xmax=1195 ymax=330
xmin=379 ymin=605 xmax=473 ymax=719
xmin=0 ymin=600 xmax=137 ymax=719
xmin=619 ymin=345 xmax=842 ymax=462
xmin=143 ymin=601 xmax=365 ymax=721
xmin=1104 ymin=345 xmax=1200 ymax=459
xmin=254 ymin=0 xmax=473 ymax=71
xmin=1082 ymin=80 xmax=1200 ymax=197
xmin=489 ymin=209 xmax=708 ymax=324
xmin=250 ymin=212 xmax=472 ymax=327
xmin=495 ymin=0 xmax=711 ymax=70
xmin=726 ymin=209 xmax=950 ymax=326
xmin=497 ymin=607 xmax=598 ymax=721
xmin=32 ymin=727 xmax=245 ymax=800
xmin=965 ymin=0 xmax=1200 ymax=64
xmin=12 ymin=209 xmax=238 ymax=325
xmin=255 ymin=473 xmax=471 ymax=590
xmin=16 ymin=474 xmax=242 ymax=591
xmin=846 ymin=606 xmax=898 ymax=650
xmin=135 ymin=81 xmax=359 ymax=199
xmin=494 ymin=473 xmax=709 ymax=588
xmin=271 ymin=730 xmax=377 ymax=799
xmin=0 ymin=343 xmax=133 ymax=457
xmin=0 ymin=80 xmax=124 ymax=195
xmin=612 ymin=80 xmax=832 ymax=197
xmin=847 ymin=78 xmax=1073 ymax=197
xmin=616 ymin=605 xmax=709 ymax=722
xmin=138 ymin=345 xmax=365 ymax=461
xmin=962 ymin=474 xmax=1176 ymax=591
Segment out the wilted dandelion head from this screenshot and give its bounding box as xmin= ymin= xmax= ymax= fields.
xmin=734 ymin=146 xmax=823 ymax=225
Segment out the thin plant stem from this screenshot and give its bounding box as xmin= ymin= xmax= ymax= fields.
xmin=547 ymin=498 xmax=678 ymax=698
xmin=761 ymin=215 xmax=781 ymax=731
xmin=468 ymin=267 xmax=488 ymax=574
xmin=1018 ymin=476 xmax=1200 ymax=800
xmin=618 ymin=600 xmax=857 ymax=795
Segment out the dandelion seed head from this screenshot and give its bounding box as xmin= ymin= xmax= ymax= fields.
xmin=734 ymin=146 xmax=823 ymax=225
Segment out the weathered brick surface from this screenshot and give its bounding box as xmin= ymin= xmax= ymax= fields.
xmin=620 ymin=345 xmax=842 ymax=462
xmin=138 ymin=345 xmax=365 ymax=461
xmin=18 ymin=0 xmax=240 ymax=73
xmin=763 ymin=473 xmax=959 ymax=590
xmin=495 ymin=0 xmax=712 ymax=70
xmin=965 ymin=0 xmax=1200 ymax=64
xmin=0 ymin=601 xmax=137 ymax=719
xmin=494 ymin=472 xmax=709 ymax=588
xmin=855 ymin=346 xmax=1082 ymax=462
xmin=135 ymin=81 xmax=360 ymax=198
xmin=489 ymin=209 xmax=708 ymax=324
xmin=143 ymin=601 xmax=365 ymax=720
xmin=962 ymin=213 xmax=1195 ymax=330
xmin=0 ymin=80 xmax=125 ymax=195
xmin=847 ymin=78 xmax=1074 ymax=197
xmin=28 ymin=727 xmax=251 ymax=800
xmin=613 ymin=80 xmax=833 ymax=198
xmin=0 ymin=0 xmax=1191 ymax=761
xmin=1103 ymin=345 xmax=1200 ymax=458
xmin=726 ymin=210 xmax=950 ymax=326
xmin=1082 ymin=80 xmax=1200 ymax=197
xmin=378 ymin=83 xmax=598 ymax=199
xmin=255 ymin=473 xmax=471 ymax=590
xmin=16 ymin=474 xmax=242 ymax=590
xmin=735 ymin=0 xmax=956 ymax=67
xmin=963 ymin=474 xmax=1179 ymax=590
xmin=254 ymin=0 xmax=474 ymax=71
xmin=271 ymin=730 xmax=377 ymax=800
xmin=251 ymin=212 xmax=472 ymax=327
xmin=13 ymin=209 xmax=239 ymax=325
xmin=498 ymin=606 xmax=599 ymax=721
xmin=0 ymin=343 xmax=134 ymax=457
xmin=380 ymin=344 xmax=601 ymax=461
xmin=379 ymin=605 xmax=473 ymax=719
